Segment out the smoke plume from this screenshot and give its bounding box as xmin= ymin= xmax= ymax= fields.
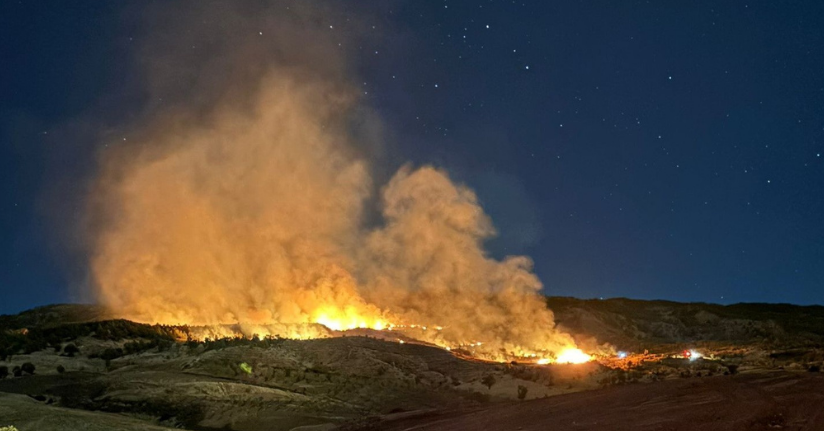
xmin=88 ymin=2 xmax=576 ymax=359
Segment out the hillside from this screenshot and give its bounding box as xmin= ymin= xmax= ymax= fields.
xmin=1 ymin=299 xmax=823 ymax=430
xmin=548 ymin=297 xmax=824 ymax=351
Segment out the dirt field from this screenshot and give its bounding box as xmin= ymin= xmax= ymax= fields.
xmin=363 ymin=371 xmax=824 ymax=431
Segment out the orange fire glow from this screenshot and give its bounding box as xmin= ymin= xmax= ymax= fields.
xmin=87 ymin=5 xmax=595 ymax=366
xmin=555 ymin=348 xmax=592 ymax=364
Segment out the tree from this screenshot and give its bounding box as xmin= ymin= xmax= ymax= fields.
xmin=21 ymin=362 xmax=35 ymax=375
xmin=62 ymin=344 xmax=79 ymax=357
xmin=100 ymin=348 xmax=123 ymax=368
xmin=481 ymin=374 xmax=496 ymax=390
xmin=517 ymin=385 xmax=528 ymax=400
xmin=0 ymin=366 xmax=7 ymax=379
xmin=0 ymin=347 xmax=11 ymax=362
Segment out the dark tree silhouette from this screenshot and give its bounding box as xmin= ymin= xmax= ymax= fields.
xmin=517 ymin=385 xmax=528 ymax=400
xmin=21 ymin=362 xmax=35 ymax=375
xmin=481 ymin=374 xmax=496 ymax=390
xmin=63 ymin=344 xmax=80 ymax=357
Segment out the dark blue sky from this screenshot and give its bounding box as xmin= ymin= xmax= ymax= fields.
xmin=1 ymin=1 xmax=823 ymax=314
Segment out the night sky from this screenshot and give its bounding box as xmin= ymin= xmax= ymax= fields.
xmin=2 ymin=1 xmax=823 ymax=314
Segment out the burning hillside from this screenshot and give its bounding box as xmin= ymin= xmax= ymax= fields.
xmin=85 ymin=3 xmax=589 ymax=364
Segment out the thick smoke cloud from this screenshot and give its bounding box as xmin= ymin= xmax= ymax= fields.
xmin=89 ymin=2 xmax=575 ymax=358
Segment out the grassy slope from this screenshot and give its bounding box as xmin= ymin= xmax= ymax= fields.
xmin=548 ymin=296 xmax=824 ymax=350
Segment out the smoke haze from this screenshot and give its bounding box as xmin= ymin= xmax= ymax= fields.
xmin=88 ymin=2 xmax=576 ymax=358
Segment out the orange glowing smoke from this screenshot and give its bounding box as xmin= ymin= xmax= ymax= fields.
xmin=86 ymin=2 xmax=585 ymax=362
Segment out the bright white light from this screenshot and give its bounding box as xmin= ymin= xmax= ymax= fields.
xmin=556 ymin=348 xmax=592 ymax=364
xmin=689 ymin=350 xmax=702 ymax=361
xmin=617 ymin=351 xmax=627 ymax=359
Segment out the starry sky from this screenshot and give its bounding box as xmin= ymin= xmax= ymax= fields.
xmin=1 ymin=1 xmax=823 ymax=314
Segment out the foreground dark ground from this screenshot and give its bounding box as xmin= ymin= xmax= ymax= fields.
xmin=1 ymin=299 xmax=823 ymax=430
xmin=362 ymin=371 xmax=824 ymax=431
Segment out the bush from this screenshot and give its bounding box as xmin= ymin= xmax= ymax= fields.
xmin=21 ymin=362 xmax=35 ymax=375
xmin=726 ymin=364 xmax=739 ymax=375
xmin=56 ymin=365 xmax=65 ymax=374
xmin=12 ymin=366 xmax=22 ymax=377
xmin=517 ymin=385 xmax=528 ymax=400
xmin=0 ymin=366 xmax=7 ymax=379
xmin=808 ymin=364 xmax=821 ymax=373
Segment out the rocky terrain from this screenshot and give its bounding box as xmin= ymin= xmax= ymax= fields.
xmin=1 ymin=298 xmax=822 ymax=430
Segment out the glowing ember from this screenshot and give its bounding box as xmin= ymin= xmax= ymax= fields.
xmin=536 ymin=358 xmax=551 ymax=365
xmin=556 ymin=348 xmax=592 ymax=364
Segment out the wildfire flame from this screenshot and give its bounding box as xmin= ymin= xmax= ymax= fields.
xmin=555 ymin=348 xmax=592 ymax=364
xmin=86 ymin=2 xmax=593 ymax=366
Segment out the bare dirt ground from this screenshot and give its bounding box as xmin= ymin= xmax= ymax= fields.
xmin=361 ymin=371 xmax=824 ymax=431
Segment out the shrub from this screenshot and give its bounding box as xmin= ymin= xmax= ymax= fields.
xmin=517 ymin=385 xmax=528 ymax=400
xmin=21 ymin=362 xmax=35 ymax=375
xmin=481 ymin=374 xmax=496 ymax=390
xmin=0 ymin=366 xmax=7 ymax=379
xmin=56 ymin=365 xmax=65 ymax=374
xmin=808 ymin=364 xmax=821 ymax=373
xmin=12 ymin=366 xmax=22 ymax=377
xmin=726 ymin=364 xmax=739 ymax=375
